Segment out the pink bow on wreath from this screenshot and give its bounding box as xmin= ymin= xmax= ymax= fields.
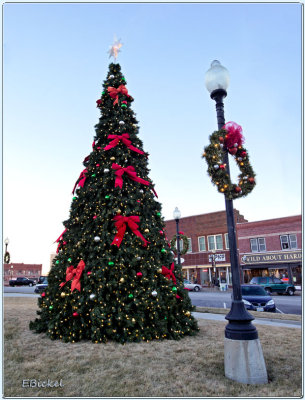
xmin=222 ymin=121 xmax=244 ymax=155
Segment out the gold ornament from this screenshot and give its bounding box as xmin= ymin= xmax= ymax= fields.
xmin=117 ymin=209 xmax=122 ymax=214
xmin=120 ymin=277 xmax=125 ymax=283
xmin=144 ymin=228 xmax=149 ymax=233
xmin=110 ymin=157 xmax=115 ymax=161
xmin=157 ymin=268 xmax=162 ymax=273
xmin=185 ymin=311 xmax=191 ymax=317
xmin=132 ymin=318 xmax=136 ymax=323
xmin=60 ymin=292 xmax=66 ymax=298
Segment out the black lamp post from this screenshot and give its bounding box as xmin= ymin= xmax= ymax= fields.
xmin=173 ymin=207 xmax=182 ymax=267
xmin=205 ymin=60 xmax=257 ymax=341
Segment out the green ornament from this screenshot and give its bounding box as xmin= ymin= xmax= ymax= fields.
xmin=49 ymin=305 xmax=53 ymax=310
xmin=105 ymin=195 xmax=110 ymax=199
xmin=164 ymin=317 xmax=167 ymax=320
xmin=161 ymin=248 xmax=166 ymax=253
xmin=102 ymin=91 xmax=106 ymax=95
xmin=108 ymin=261 xmax=114 ymax=266
xmin=128 ymin=294 xmax=134 ymax=298
xmin=68 ymin=258 xmax=72 ymax=262
xmin=91 ymin=174 xmax=96 ymax=177
xmin=73 ymin=197 xmax=77 ymax=200
xmin=156 ymin=212 xmax=161 ymax=217
xmin=55 ymin=260 xmax=59 ymax=264
xmin=172 ymin=286 xmax=177 ymax=292
xmin=121 ymin=104 xmax=127 ymax=108
xmin=122 ymin=77 xmax=126 ymax=81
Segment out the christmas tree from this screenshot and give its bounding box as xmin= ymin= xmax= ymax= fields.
xmin=30 ymin=53 xmax=198 ymax=343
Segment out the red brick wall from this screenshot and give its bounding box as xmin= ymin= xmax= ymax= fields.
xmin=4 ymin=263 xmax=43 ymax=285
xmin=237 ymin=215 xmax=302 ymax=253
xmin=164 ymin=209 xmax=247 ymax=266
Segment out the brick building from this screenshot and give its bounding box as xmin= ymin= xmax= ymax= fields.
xmin=3 ymin=263 xmax=43 ymax=285
xmin=164 ymin=209 xmax=248 ymax=286
xmin=237 ymin=215 xmax=302 ymax=286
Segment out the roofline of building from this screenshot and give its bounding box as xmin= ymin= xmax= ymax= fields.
xmin=236 ymin=214 xmax=301 ymax=225
xmin=165 ymin=208 xmax=242 ymax=222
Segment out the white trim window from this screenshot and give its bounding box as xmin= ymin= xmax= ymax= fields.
xmin=198 ymin=236 xmax=206 ymax=252
xmin=187 ymin=238 xmax=192 ymax=253
xmin=280 ymin=234 xmax=297 ymax=250
xmin=224 ymin=233 xmax=230 ymax=249
xmin=250 ymin=237 xmax=266 ymax=252
xmin=207 ymin=234 xmax=223 ymax=251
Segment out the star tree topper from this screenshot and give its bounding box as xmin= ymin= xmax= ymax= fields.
xmin=108 ymin=38 xmax=123 ymax=61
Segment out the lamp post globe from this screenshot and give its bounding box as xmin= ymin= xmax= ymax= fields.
xmin=173 ymin=207 xmax=182 ymax=267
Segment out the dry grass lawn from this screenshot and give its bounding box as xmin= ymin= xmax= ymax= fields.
xmin=4 ymin=297 xmax=302 ymax=398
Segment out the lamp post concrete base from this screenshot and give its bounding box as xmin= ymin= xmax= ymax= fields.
xmin=224 ymin=337 xmax=268 ymax=384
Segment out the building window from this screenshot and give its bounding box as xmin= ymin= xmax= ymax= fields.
xmin=250 ymin=238 xmax=266 ymax=252
xmin=280 ymin=234 xmax=297 ymax=250
xmin=208 ymin=235 xmax=223 ymax=251
xmin=187 ymin=238 xmax=192 ymax=253
xmin=224 ymin=233 xmax=230 ymax=249
xmin=198 ymin=236 xmax=206 ymax=251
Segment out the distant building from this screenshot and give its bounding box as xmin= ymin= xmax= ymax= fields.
xmin=3 ymin=263 xmax=42 ymax=285
xmin=164 ymin=209 xmax=247 ymax=286
xmin=237 ymin=215 xmax=302 ymax=287
xmin=164 ymin=211 xmax=302 ymax=288
xmin=50 ymin=253 xmax=56 ymax=268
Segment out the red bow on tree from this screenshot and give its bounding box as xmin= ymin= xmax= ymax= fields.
xmin=104 ymin=133 xmax=145 ymax=155
xmin=112 ymin=163 xmax=150 ymax=189
xmin=107 ymin=85 xmax=130 ymax=106
xmin=59 ymin=260 xmax=85 ymax=292
xmin=72 ymin=169 xmax=88 ymax=194
xmin=111 ymin=215 xmax=148 ymax=248
xmin=162 ymin=262 xmax=176 ymax=284
xmin=55 ymin=228 xmax=67 ymax=244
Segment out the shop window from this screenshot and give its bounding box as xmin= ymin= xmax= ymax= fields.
xmin=250 ymin=238 xmax=266 ymax=252
xmin=280 ymin=234 xmax=297 ymax=250
xmin=187 ymin=238 xmax=192 ymax=253
xmin=208 ymin=235 xmax=223 ymax=251
xmin=198 ymin=236 xmax=206 ymax=252
xmin=224 ymin=233 xmax=230 ymax=249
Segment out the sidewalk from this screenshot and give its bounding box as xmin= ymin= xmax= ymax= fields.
xmin=192 ymin=311 xmax=302 ymax=328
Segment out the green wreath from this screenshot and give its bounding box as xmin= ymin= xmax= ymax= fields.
xmin=4 ymin=252 xmax=10 ymax=264
xmin=202 ymin=128 xmax=256 ymax=200
xmin=170 ymin=234 xmax=189 ymax=255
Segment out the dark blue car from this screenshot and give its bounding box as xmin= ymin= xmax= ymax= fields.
xmin=241 ymin=284 xmax=276 ymax=312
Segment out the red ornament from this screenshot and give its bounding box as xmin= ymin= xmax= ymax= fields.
xmin=41 ymin=292 xmax=46 ymax=297
xmin=96 ymin=164 xmax=100 ymax=167
xmin=137 ymin=200 xmax=140 ymax=203
xmin=87 ymin=271 xmax=92 ymax=276
xmin=219 ymin=136 xmax=224 ymax=143
xmin=93 ymin=216 xmax=97 ymax=219
xmin=235 ymin=186 xmax=242 ymax=193
xmin=219 ymin=164 xmax=225 ymax=170
xmin=248 ymin=177 xmax=255 ymax=184
xmin=97 ymin=147 xmax=101 ymax=150
xmin=176 ymin=294 xmax=181 ymax=299
xmin=136 ymin=272 xmax=143 ymax=277
xmin=122 ymin=100 xmax=127 ymax=104
xmin=73 ymin=312 xmax=79 ymax=317
xmin=159 ymin=230 xmax=164 ymax=235
xmin=228 ymin=148 xmax=237 ymax=155
xmin=96 ymin=99 xmax=102 ymax=107
xmin=241 ymin=151 xmax=247 ymax=158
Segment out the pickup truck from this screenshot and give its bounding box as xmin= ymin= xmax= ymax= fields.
xmin=9 ymin=277 xmax=36 ymax=287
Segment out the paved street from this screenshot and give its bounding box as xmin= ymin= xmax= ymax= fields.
xmin=4 ymin=286 xmax=302 ymax=315
xmin=188 ymin=290 xmax=302 ymax=315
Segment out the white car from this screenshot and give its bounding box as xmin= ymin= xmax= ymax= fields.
xmin=183 ymin=279 xmax=201 ymax=292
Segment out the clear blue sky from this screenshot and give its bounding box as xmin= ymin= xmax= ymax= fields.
xmin=3 ymin=3 xmax=302 ymax=273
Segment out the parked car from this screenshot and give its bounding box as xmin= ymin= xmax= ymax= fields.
xmin=183 ymin=279 xmax=201 ymax=292
xmin=34 ymin=277 xmax=48 ymax=293
xmin=249 ymin=276 xmax=295 ymax=296
xmin=241 ymin=284 xmax=276 ymax=312
xmin=9 ymin=277 xmax=36 ymax=287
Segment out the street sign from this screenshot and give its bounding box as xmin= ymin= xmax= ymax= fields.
xmin=209 ymin=253 xmax=225 ymax=262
